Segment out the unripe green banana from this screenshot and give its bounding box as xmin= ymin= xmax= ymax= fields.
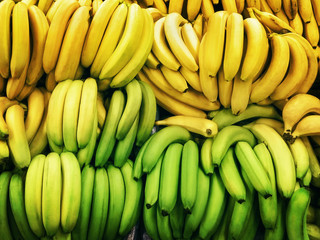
xmin=159 ymin=143 xmax=183 ymax=216
xmin=183 ymin=167 xmax=210 ymax=239
xmin=200 ymin=137 xmax=214 ymax=175
xmin=219 ymin=147 xmax=247 ymax=203
xmin=169 ymin=198 xmax=185 ymax=239
xmin=180 ymin=140 xmax=199 ymax=212
xmin=143 ymin=202 xmax=160 ymax=240
xmin=211 ymin=125 xmax=256 ymax=166
xmin=7 ymin=200 xmax=24 ymax=240
xmin=156 ymin=204 xmax=174 ymax=240
xmin=265 ymin=199 xmax=286 ymax=240
xmin=142 ymin=126 xmax=191 ymax=173
xmin=235 ymin=141 xmax=273 ymax=198
xmin=0 ymin=171 xmax=13 ymax=240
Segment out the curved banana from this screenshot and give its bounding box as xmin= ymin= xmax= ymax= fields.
xmin=192 ymin=13 xmax=203 ymax=40
xmin=164 ymin=12 xmax=198 ymax=72
xmin=289 ymin=11 xmax=304 ymax=35
xmin=145 ymin=52 xmax=161 ymax=69
xmin=217 ymin=68 xmax=233 ymax=109
xmin=146 ymin=6 xmax=166 ymax=21
xmin=42 ymin=0 xmax=80 ymax=74
xmin=211 ymin=125 xmax=256 ymax=166
xmin=288 ymin=137 xmax=310 ymax=179
xmin=143 ymin=203 xmax=160 ymax=240
xmin=179 ymin=66 xmax=202 ymax=92
xmin=156 ymin=203 xmax=174 ymax=240
xmin=282 ymin=0 xmax=298 ymax=20
xmin=200 ymin=138 xmax=214 ymax=175
xmin=160 ymin=65 xmax=188 ymax=93
xmin=45 ymin=0 xmax=64 ymax=24
xmin=168 ymin=0 xmax=184 ymax=14
xmin=250 ymin=34 xmax=290 ymax=103
xmin=81 ymin=0 xmax=120 ymax=68
xmin=0 ymin=97 xmax=19 ymax=139
xmin=90 ymin=2 xmax=128 ymax=78
xmin=181 ymin=22 xmax=200 ymax=64
xmin=222 ymin=0 xmax=238 ymax=12
xmin=303 ymin=12 xmax=320 ymax=48
xmin=26 ymin=5 xmax=49 ymax=85
xmin=291 ymin=115 xmax=320 ymax=140
xmin=45 ymin=70 xmax=56 ymax=92
xmin=201 ymin=0 xmax=215 ymax=20
xmin=187 ymin=0 xmax=202 ymax=21
xmin=231 ymin=73 xmax=253 ymax=115
xmin=0 ymin=171 xmax=13 ymax=239
xmin=266 ymin=0 xmax=282 ymax=13
xmin=298 ymin=0 xmax=313 ymax=23
xmin=312 ymin=0 xmax=320 ymax=25
xmin=169 ymin=198 xmax=185 ymax=239
xmin=0 ymin=0 xmax=14 ymax=79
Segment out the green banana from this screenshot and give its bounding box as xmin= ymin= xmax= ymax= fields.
xmin=116 ymin=79 xmax=142 ymax=140
xmin=42 ymin=152 xmax=61 ymax=237
xmin=183 ymin=167 xmax=210 ymax=239
xmin=142 ymin=125 xmax=191 ymax=173
xmin=180 ymin=139 xmax=199 ymax=212
xmin=95 ymin=90 xmax=125 ymax=167
xmin=145 ymin=152 xmax=164 ymax=209
xmin=0 ymin=171 xmax=13 ymax=240
xmin=113 ymin=113 xmax=139 ymax=168
xmin=200 ymin=137 xmax=214 ymax=175
xmin=47 ymin=135 xmax=63 ymax=154
xmin=156 ymin=204 xmax=174 ymax=240
xmin=159 ymin=143 xmax=183 ymax=216
xmin=103 ymin=164 xmax=126 ymax=240
xmin=7 ymin=195 xmax=24 ymax=240
xmin=169 ymin=198 xmax=185 ymax=239
xmin=143 ymin=201 xmax=160 ymax=240
xmin=198 ymin=170 xmax=227 ymax=239
xmin=235 ymin=141 xmax=273 ymax=198
xmin=286 ymin=187 xmax=311 ymax=240
xmin=265 ymin=199 xmax=286 ymax=240
xmin=302 ymin=168 xmax=312 ymax=187
xmin=118 ymin=160 xmax=143 ymax=236
xmin=24 ymin=154 xmax=46 ymax=238
xmin=9 ymin=172 xmax=38 ymax=240
xmin=211 ymin=125 xmax=256 ymax=166
xmin=72 ymin=165 xmax=95 ymax=240
xmin=254 ymin=142 xmax=278 ymax=229
xmin=60 ymin=152 xmax=81 ymax=233
xmin=288 ymin=137 xmax=310 ymax=179
xmin=219 ymin=147 xmax=247 ymax=203
xmin=136 ymin=80 xmax=157 ymax=147
xmin=87 ymin=167 xmax=109 ymax=240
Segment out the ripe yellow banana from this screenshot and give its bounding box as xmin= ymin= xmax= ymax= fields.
xmin=146 ymin=6 xmax=166 ymax=22
xmin=266 ymin=0 xmax=282 ymax=13
xmin=291 ymin=115 xmax=320 ymax=140
xmin=153 ymin=0 xmax=167 ymax=14
xmin=55 ymin=6 xmax=90 ymax=82
xmin=282 ymin=0 xmax=298 ymax=20
xmin=298 ymin=0 xmax=313 ymax=23
xmin=44 ymin=69 xmax=56 ymax=92
xmin=181 ymin=22 xmax=200 ymax=64
xmin=160 ymin=65 xmax=188 ymax=93
xmin=231 ymin=73 xmax=253 ymax=115
xmin=289 ymin=12 xmax=304 ymax=35
xmin=187 ymin=0 xmax=202 ymax=21
xmin=221 ymin=0 xmax=238 ymax=12
xmin=303 ymin=12 xmax=320 ymax=48
xmin=145 ymin=52 xmax=161 ymax=69
xmin=192 ymin=13 xmax=204 ymax=40
xmin=179 ymin=66 xmax=202 ymax=92
xmin=245 ymin=0 xmax=261 ymax=9
xmin=45 ymin=0 xmax=63 ymax=24
xmin=201 ymin=0 xmax=215 ymax=20
xmin=260 ymin=0 xmax=273 ymax=13
xmin=311 ymin=0 xmax=320 ymax=26
xmin=0 ymin=97 xmax=19 ymax=139
xmin=275 ymin=6 xmax=290 ymax=24
xmin=217 ymin=68 xmax=233 ymax=108
xmin=0 ymin=0 xmax=14 ymax=79
xmin=168 ymin=0 xmax=184 ymax=14
xmin=37 ymin=0 xmax=54 ymax=14
xmin=11 ymin=2 xmax=30 ymax=79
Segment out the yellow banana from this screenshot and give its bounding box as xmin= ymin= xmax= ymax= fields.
xmin=289 ymin=12 xmax=304 ymax=35
xmin=201 ymin=0 xmax=215 ymax=20
xmin=181 ymin=22 xmax=200 ymax=64
xmin=145 ymin=52 xmax=161 ymax=69
xmin=260 ymin=0 xmax=273 ymax=13
xmin=179 ymin=66 xmax=202 ymax=92
xmin=221 ymin=0 xmax=238 ymax=12
xmin=298 ymin=0 xmax=313 ymax=23
xmin=146 ymin=6 xmax=166 ymax=22
xmin=303 ymin=12 xmax=320 ymax=48
xmin=153 ymin=0 xmax=167 ymax=14
xmin=245 ymin=0 xmax=260 ymax=9
xmin=168 ymin=0 xmax=184 ymax=14
xmin=0 ymin=97 xmax=19 ymax=139
xmin=192 ymin=13 xmax=204 ymax=40
xmin=291 ymin=115 xmax=320 ymax=140
xmin=160 ymin=65 xmax=188 ymax=93
xmin=311 ymin=0 xmax=320 ymax=26
xmin=282 ymin=0 xmax=298 ymax=20
xmin=187 ymin=0 xmax=202 ymax=21
xmin=275 ymin=6 xmax=290 ymax=24
xmin=45 ymin=0 xmax=63 ymax=24
xmin=231 ymin=73 xmax=253 ymax=115
xmin=45 ymin=69 xmax=56 ymax=92
xmin=37 ymin=0 xmax=54 ymax=14
xmin=266 ymin=0 xmax=282 ymax=13
xmin=217 ymin=67 xmax=233 ymax=108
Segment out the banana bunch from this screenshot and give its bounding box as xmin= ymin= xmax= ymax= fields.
xmin=95 ymin=79 xmax=157 ymax=168
xmin=46 ymin=78 xmax=98 ymax=168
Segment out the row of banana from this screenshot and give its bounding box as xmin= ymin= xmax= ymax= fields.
xmin=0 ymin=153 xmax=143 ymax=240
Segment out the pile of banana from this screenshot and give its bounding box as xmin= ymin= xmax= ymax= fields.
xmin=0 ymin=153 xmax=143 ymax=240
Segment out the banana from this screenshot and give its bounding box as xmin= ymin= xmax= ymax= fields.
xmin=155 ymin=115 xmax=218 ymax=137
xmin=0 ymin=97 xmax=19 ymax=139
xmin=143 ymin=0 xmax=154 ymax=7
xmin=235 ymin=141 xmax=273 ymax=198
xmin=282 ymin=0 xmax=298 ymax=20
xmin=231 ymin=73 xmax=253 ymax=115
xmin=264 ymin=199 xmax=286 ymax=239
xmin=54 ymin=6 xmax=90 ymax=82
xmin=6 ymin=105 xmax=31 ymax=169
xmin=116 ymin=79 xmax=142 ymax=140
xmin=42 ymin=0 xmax=80 ymax=74
xmin=229 ymin=168 xmax=256 ymax=240
xmin=240 ymin=18 xmax=269 ymax=82
xmin=217 ymin=68 xmax=232 ymax=109
xmin=200 ymin=138 xmax=214 ymax=175
xmin=201 ymin=0 xmax=215 ymax=20
xmin=143 ymin=202 xmax=160 ymax=240
xmin=302 ymin=136 xmax=320 ymax=188
xmin=81 ymin=0 xmax=120 ymax=68
xmin=291 ymin=115 xmax=320 ymax=140
xmin=96 ymin=93 xmax=106 ymax=129
xmin=193 ymin=13 xmax=204 ymax=40
xmin=11 ymin=2 xmax=30 ymax=79
xmin=42 ymin=152 xmax=61 ymax=236
xmin=222 ymin=0 xmax=238 ymax=12
xmin=254 ymin=142 xmax=278 ymax=229
xmin=156 ymin=204 xmax=174 ymax=240
xmin=158 ymin=143 xmax=183 ymax=216
xmin=99 ymin=3 xmax=143 ymax=79
xmin=87 ymin=167 xmax=109 ymax=240
xmin=46 ymin=79 xmax=72 ymax=148
xmin=0 ymin=0 xmax=14 ymax=79
xmin=164 ymin=13 xmax=199 ymax=72
xmin=144 ymin=151 xmax=163 ymax=208
xmin=7 ymin=198 xmax=24 ymax=240
xmin=103 ymin=164 xmax=126 ymax=240
xmin=0 ymin=171 xmax=13 ymax=240
xmin=142 ymin=126 xmax=191 ymax=173
xmin=289 ymin=11 xmax=304 ymax=35
xmin=187 ymin=0 xmax=202 ymax=21
xmin=77 ymin=78 xmax=98 ymax=149
xmin=169 ymin=197 xmax=185 ymax=239
xmin=204 ymin=11 xmax=229 ymax=78
xmin=95 ymin=90 xmax=125 ymax=167
xmin=16 ymin=84 xmax=36 ymax=102
xmin=198 ymin=170 xmax=227 ymax=239
xmin=223 ymin=12 xmax=244 ymax=81
xmin=266 ymin=0 xmax=282 ymax=13
xmin=219 ymin=147 xmax=247 ymax=202
xmin=9 ymin=172 xmax=38 ymax=240
xmin=183 ymin=167 xmax=210 ymax=238
xmin=312 ymin=0 xmax=320 ymax=25
xmin=90 ymin=2 xmax=128 ymax=78
xmin=45 ymin=70 xmax=56 ymax=92
xmin=245 ymin=123 xmax=296 ymax=198
xmin=302 ymin=168 xmax=312 ymax=187
xmin=180 ymin=140 xmax=199 ymax=212
xmin=297 ymin=0 xmax=313 ymax=23
xmin=270 ymin=36 xmax=309 ymax=101
xmin=274 ymin=6 xmax=290 ymax=24
xmin=45 ymin=0 xmax=63 ymax=24
xmin=26 ymin=5 xmax=49 ymax=85
xmin=145 ymin=52 xmax=161 ymax=69
xmin=236 ymin=0 xmax=245 ymax=13
xmin=153 ymin=0 xmax=167 ymax=14
xmin=168 ymin=0 xmax=184 ymax=14
xmin=37 ymin=0 xmax=54 ymax=14
xmin=60 ymin=152 xmax=81 ymax=233
xmin=304 ymin=12 xmax=320 ymax=48
xmin=160 ymin=65 xmax=188 ymax=93
xmin=179 ymin=66 xmax=202 ymax=92
xmin=199 ymin=33 xmax=219 ymax=102
xmin=142 ymin=66 xmax=221 ymax=111
xmin=286 ymin=187 xmax=311 ymax=240
xmin=0 ymin=140 xmax=9 ymax=160
xmin=71 ymin=165 xmax=95 ymax=240
xmin=24 ymin=154 xmax=46 ymax=238
xmin=113 ymin=113 xmax=139 ymax=168
xmin=288 ymin=137 xmax=310 ymax=179
xmin=250 ymin=33 xmax=290 ymax=103
xmin=146 ymin=6 xmax=166 ymax=21
xmin=62 ymin=80 xmax=83 ymax=153
xmin=118 ymin=160 xmax=143 ymax=236
xmin=136 ymin=81 xmax=157 ymax=147
xmin=47 ymin=135 xmax=63 ymax=154
xmin=181 ymin=22 xmax=200 ymax=64
xmin=260 ymin=0 xmax=274 ymax=13
xmin=110 ymin=9 xmax=154 ymax=88
xmin=211 ymin=125 xmax=256 ymax=166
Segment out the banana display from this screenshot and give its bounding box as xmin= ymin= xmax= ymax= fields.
xmin=0 ymin=0 xmax=320 ymax=239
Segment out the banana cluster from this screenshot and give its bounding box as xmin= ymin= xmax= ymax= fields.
xmin=95 ymin=79 xmax=157 ymax=168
